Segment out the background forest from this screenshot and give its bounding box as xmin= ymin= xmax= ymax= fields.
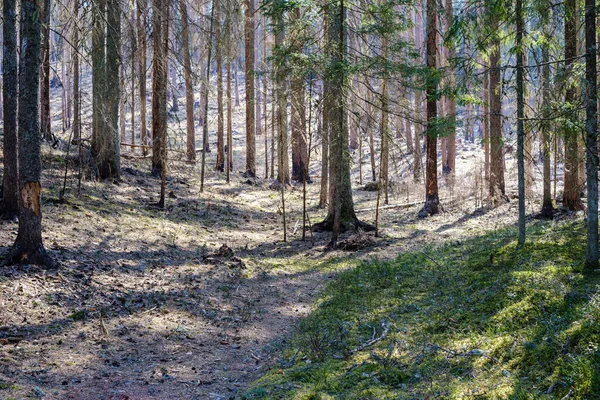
xmin=0 ymin=0 xmax=600 ymax=397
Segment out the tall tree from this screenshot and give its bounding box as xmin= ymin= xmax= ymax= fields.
xmin=1 ymin=0 xmax=19 ymax=219
xmin=8 ymin=0 xmax=55 ymax=267
xmin=91 ymin=0 xmax=121 ymax=180
xmin=215 ymin=0 xmax=225 ymax=172
xmin=180 ymin=0 xmax=195 ymax=161
xmin=540 ymin=3 xmax=553 ymax=218
xmin=443 ymin=0 xmax=456 ymax=176
xmin=73 ymin=0 xmax=81 ymax=143
xmin=584 ymin=0 xmax=598 ymax=268
xmin=151 ymin=0 xmax=168 ymax=190
xmin=138 ymin=0 xmax=148 ymax=155
xmin=274 ymin=7 xmax=289 ymax=184
xmin=40 ymin=0 xmax=51 ymax=141
xmin=563 ymin=0 xmax=582 ymax=210
xmin=488 ymin=0 xmax=505 ymax=202
xmin=315 ymin=0 xmax=368 ymax=240
xmin=516 ymin=0 xmax=525 ymax=245
xmin=418 ymin=0 xmax=440 ymax=217
xmin=245 ymin=0 xmax=257 ymax=177
xmin=290 ymin=8 xmax=308 ymax=182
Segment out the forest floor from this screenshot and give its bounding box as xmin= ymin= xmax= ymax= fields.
xmin=0 ymin=70 xmax=576 ymax=399
xmin=0 ymin=135 xmax=562 ymax=400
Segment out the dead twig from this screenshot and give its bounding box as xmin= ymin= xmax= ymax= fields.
xmin=350 ymin=321 xmax=391 ymax=354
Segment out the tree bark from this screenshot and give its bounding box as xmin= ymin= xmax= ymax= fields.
xmin=138 ymin=0 xmax=148 ymax=155
xmin=290 ymin=9 xmax=308 ymax=182
xmin=106 ymin=0 xmax=121 ymax=179
xmin=563 ymin=0 xmax=582 ymax=210
xmin=540 ymin=16 xmax=554 ymax=218
xmin=488 ymin=7 xmax=505 ymax=202
xmin=73 ymin=0 xmax=81 ymax=143
xmin=9 ymin=0 xmax=55 ymax=267
xmin=314 ymin=0 xmax=368 ymax=236
xmin=585 ymin=0 xmax=598 ymax=268
xmin=40 ymin=0 xmax=52 ymax=141
xmin=180 ymin=0 xmax=195 ymax=161
xmin=151 ymin=0 xmax=168 ymax=182
xmin=444 ymin=0 xmax=456 ymax=176
xmin=1 ymin=0 xmax=19 ymax=218
xmin=245 ymin=0 xmax=256 ymax=177
xmin=216 ymin=0 xmax=225 ymax=172
xmin=516 ymin=0 xmax=526 ymax=244
xmin=418 ymin=0 xmax=440 ymax=218
xmin=274 ymin=10 xmax=289 ymax=184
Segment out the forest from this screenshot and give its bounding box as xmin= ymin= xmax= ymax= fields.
xmin=0 ymin=0 xmax=600 ymax=397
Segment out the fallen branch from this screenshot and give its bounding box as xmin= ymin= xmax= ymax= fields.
xmin=350 ymin=321 xmax=390 ymax=354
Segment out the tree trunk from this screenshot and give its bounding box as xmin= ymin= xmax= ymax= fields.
xmin=106 ymin=0 xmax=121 ymax=179
xmin=9 ymin=0 xmax=55 ymax=267
xmin=444 ymin=0 xmax=456 ymax=176
xmin=201 ymin=1 xmax=216 ymax=192
xmin=274 ymin=11 xmax=289 ymax=185
xmin=290 ymin=9 xmax=308 ymax=182
xmin=40 ymin=0 xmax=52 ymax=141
xmin=516 ymin=0 xmax=526 ymax=245
xmin=483 ymin=67 xmax=489 ymax=183
xmin=244 ymin=0 xmax=256 ymax=177
xmin=315 ymin=0 xmax=368 ymax=237
xmin=540 ymin=18 xmax=554 ymax=218
xmin=564 ymin=0 xmax=582 ymax=210
xmin=138 ymin=0 xmax=148 ymax=155
xmin=413 ymin=7 xmax=423 ymax=183
xmin=151 ymin=0 xmax=168 ymax=181
xmin=418 ymin=0 xmax=440 ymax=218
xmin=227 ymin=60 xmax=233 ymax=182
xmin=180 ymin=0 xmax=195 ymax=161
xmin=73 ymin=0 xmax=81 ymax=143
xmin=488 ymin=8 xmax=505 ymax=202
xmin=216 ymin=0 xmax=225 ymax=172
xmin=585 ymin=0 xmax=598 ymax=268
xmin=130 ymin=17 xmax=136 ymax=148
xmin=319 ymin=82 xmax=329 ymax=207
xmin=1 ymin=0 xmax=19 ymax=218
xmin=255 ymin=1 xmax=262 ymax=139
xmin=380 ymin=39 xmax=390 ymax=205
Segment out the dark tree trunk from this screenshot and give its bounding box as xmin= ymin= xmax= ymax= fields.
xmin=1 ymin=0 xmax=19 ymax=219
xmin=319 ymin=81 xmax=329 ymax=207
xmin=138 ymin=0 xmax=148 ymax=155
xmin=73 ymin=0 xmax=81 ymax=143
xmin=488 ymin=6 xmax=505 ymax=202
xmin=8 ymin=0 xmax=55 ymax=267
xmin=540 ymin=5 xmax=553 ymax=218
xmin=418 ymin=0 xmax=440 ymax=218
xmin=40 ymin=0 xmax=51 ymax=141
xmin=314 ymin=0 xmax=369 ymax=238
xmin=215 ymin=0 xmax=225 ymax=172
xmin=290 ymin=9 xmax=308 ymax=182
xmin=274 ymin=11 xmax=289 ymax=184
xmin=516 ymin=0 xmax=525 ymax=244
xmin=585 ymin=0 xmax=598 ymax=268
xmin=106 ymin=0 xmax=121 ymax=179
xmin=151 ymin=0 xmax=167 ymax=177
xmin=563 ymin=0 xmax=582 ymax=210
xmin=181 ymin=0 xmax=195 ymax=161
xmin=244 ymin=0 xmax=256 ymax=177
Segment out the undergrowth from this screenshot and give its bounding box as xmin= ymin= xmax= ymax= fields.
xmin=243 ymin=219 xmax=600 ymax=399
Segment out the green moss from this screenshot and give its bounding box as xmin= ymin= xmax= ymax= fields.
xmin=244 ymin=220 xmax=600 ymax=399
